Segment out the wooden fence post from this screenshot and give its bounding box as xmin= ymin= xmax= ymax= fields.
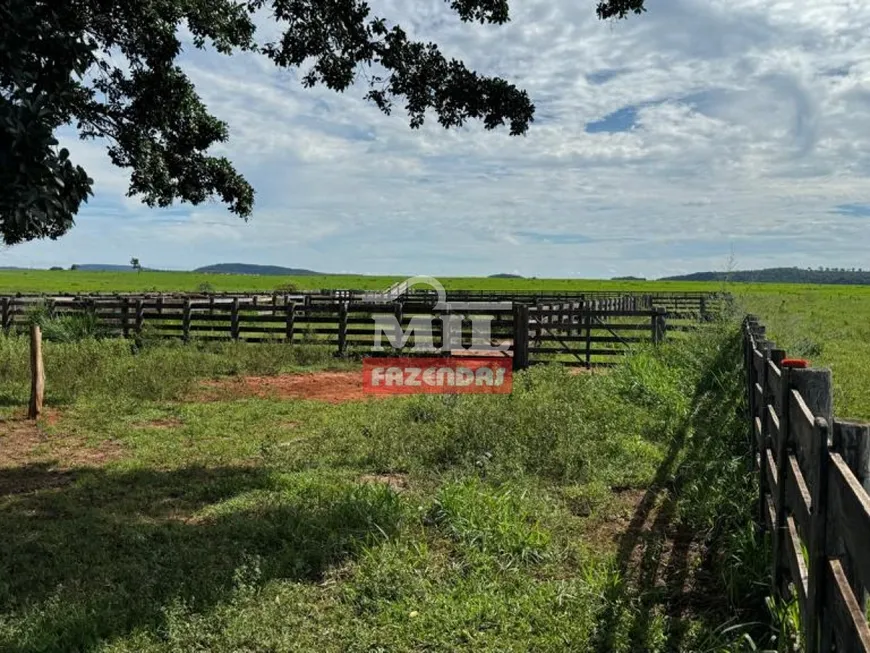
xmin=806 ymin=416 xmax=831 ymax=653
xmin=584 ymin=311 xmax=593 ymax=369
xmin=787 ymin=367 xmax=833 ymax=650
xmin=135 ymin=299 xmax=144 ymax=343
xmin=758 ymin=344 xmax=772 ymax=527
xmin=792 ymin=368 xmax=834 ymax=437
xmin=337 ymin=302 xmax=348 ymax=356
xmin=658 ymin=307 xmax=667 ymax=342
xmin=121 ymin=296 xmax=130 ymax=338
xmin=27 ymin=324 xmax=44 ymax=420
xmin=285 ymin=297 xmax=295 ymax=343
xmin=231 ymin=298 xmax=240 ymax=341
xmin=1 ymin=297 xmax=9 ymax=333
xmin=831 ymin=420 xmax=870 ymax=615
xmin=394 ymin=302 xmax=405 ymax=349
xmin=772 ymin=362 xmax=793 ymax=594
xmin=512 ymin=303 xmax=529 ymax=371
xmin=182 ymin=298 xmax=191 ymax=343
xmin=651 ymin=307 xmax=666 ymax=344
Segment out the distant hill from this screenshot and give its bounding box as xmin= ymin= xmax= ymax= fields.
xmin=611 ymin=276 xmax=646 ymax=281
xmin=660 ymin=267 xmax=870 ymax=285
xmin=488 ymin=273 xmax=524 ymax=279
xmin=194 ymin=263 xmax=322 ymax=276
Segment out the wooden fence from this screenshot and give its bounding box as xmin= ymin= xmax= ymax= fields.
xmin=0 ymin=293 xmax=717 ymax=368
xmin=745 ymin=316 xmax=870 ymax=652
xmin=3 ymin=290 xmax=727 ymax=319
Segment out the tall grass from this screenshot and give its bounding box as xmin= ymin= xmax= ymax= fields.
xmin=0 ymin=334 xmax=340 ymax=406
xmin=0 ymin=319 xmax=776 ymax=651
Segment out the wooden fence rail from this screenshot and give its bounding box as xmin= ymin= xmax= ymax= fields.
xmin=745 ymin=315 xmax=870 ymax=652
xmin=2 ymin=290 xmax=727 ymax=320
xmin=0 ymin=293 xmax=716 ymax=367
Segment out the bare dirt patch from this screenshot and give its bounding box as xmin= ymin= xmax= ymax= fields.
xmin=359 ymin=473 xmax=410 ymax=492
xmin=0 ymin=413 xmax=124 ymax=489
xmin=196 ymin=370 xmax=391 ymax=404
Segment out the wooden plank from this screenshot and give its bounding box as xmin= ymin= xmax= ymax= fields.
xmin=768 ymin=404 xmax=780 ymax=448
xmin=786 ymin=454 xmax=812 ymax=541
xmin=765 ymin=495 xmax=776 ymax=531
xmin=534 ymin=335 xmax=649 ymax=344
xmin=233 ymin=314 xmax=289 ymax=325
xmin=187 ymin=314 xmax=234 ymax=323
xmin=828 ymin=453 xmax=870 ymax=592
xmin=791 ymin=390 xmax=816 ymax=485
xmin=785 ymin=515 xmax=809 ymax=619
xmin=753 ymin=348 xmax=765 ymax=379
xmin=768 ymin=360 xmax=782 ymax=403
xmin=765 ymin=449 xmax=778 ymax=500
xmin=529 ymin=347 xmax=628 ymax=356
xmin=826 ymin=559 xmax=870 ymax=653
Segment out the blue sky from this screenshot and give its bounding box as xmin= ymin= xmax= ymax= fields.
xmin=4 ymin=0 xmax=870 ymax=278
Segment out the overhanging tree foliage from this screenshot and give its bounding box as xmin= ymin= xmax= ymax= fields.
xmin=0 ymin=0 xmax=646 ymax=246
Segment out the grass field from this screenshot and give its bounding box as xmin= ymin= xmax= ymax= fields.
xmin=0 ymin=319 xmax=781 ymax=652
xmin=2 ymin=269 xmax=867 ymax=419
xmin=736 ymin=286 xmax=870 ymax=421
xmin=0 ymin=269 xmax=733 ymax=294
xmin=2 ymin=270 xmax=868 ymax=650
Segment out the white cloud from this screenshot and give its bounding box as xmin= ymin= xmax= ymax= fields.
xmin=5 ymin=0 xmax=870 ymax=277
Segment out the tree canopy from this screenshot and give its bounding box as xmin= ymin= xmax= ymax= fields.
xmin=0 ymin=0 xmax=646 ymax=245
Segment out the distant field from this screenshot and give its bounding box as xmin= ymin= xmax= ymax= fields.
xmin=1 ymin=269 xmax=867 ymax=418
xmin=0 ymin=270 xmax=399 ymax=293
xmin=0 ymin=269 xmax=737 ymax=294
xmin=737 ymin=285 xmax=870 ymax=421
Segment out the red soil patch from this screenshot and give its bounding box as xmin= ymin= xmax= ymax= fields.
xmin=0 ymin=413 xmax=123 ymax=494
xmin=197 ymin=371 xmax=387 ymax=404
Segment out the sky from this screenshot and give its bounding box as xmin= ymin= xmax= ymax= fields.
xmin=4 ymin=0 xmax=870 ymax=279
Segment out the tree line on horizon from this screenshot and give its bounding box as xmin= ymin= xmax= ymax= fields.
xmin=662 ymin=266 xmax=870 ymax=285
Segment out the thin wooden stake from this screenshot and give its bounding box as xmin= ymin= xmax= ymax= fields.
xmin=27 ymin=324 xmax=44 ymax=420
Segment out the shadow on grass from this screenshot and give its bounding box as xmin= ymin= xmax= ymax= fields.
xmin=592 ymin=329 xmax=769 ymax=651
xmin=0 ymin=464 xmax=403 ymax=652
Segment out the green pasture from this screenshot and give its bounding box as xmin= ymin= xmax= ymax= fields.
xmin=0 ymin=322 xmax=777 ymax=652
xmin=736 ymin=285 xmax=870 ymax=421
xmin=0 ymin=269 xmax=738 ymax=294
xmin=2 ymin=268 xmax=869 ymax=419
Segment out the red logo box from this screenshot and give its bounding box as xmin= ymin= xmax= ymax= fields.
xmin=363 ymin=357 xmax=513 ymax=395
